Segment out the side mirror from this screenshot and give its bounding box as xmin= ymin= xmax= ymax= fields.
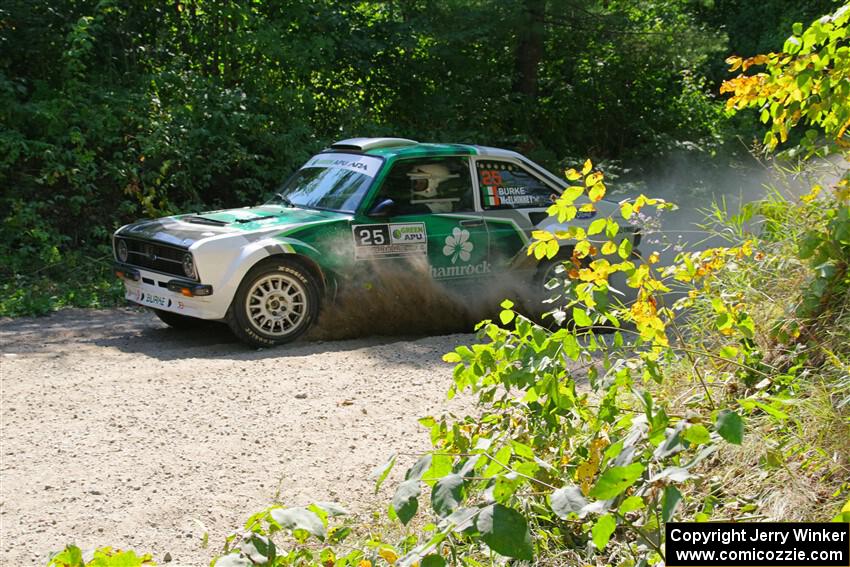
xmin=368 ymin=198 xmax=396 ymax=217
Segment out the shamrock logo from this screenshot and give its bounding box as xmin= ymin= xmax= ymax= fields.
xmin=443 ymin=227 xmax=473 ymax=264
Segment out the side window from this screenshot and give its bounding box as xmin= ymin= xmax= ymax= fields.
xmin=476 ymin=160 xmax=556 ymax=209
xmin=376 ymin=157 xmax=474 ymax=215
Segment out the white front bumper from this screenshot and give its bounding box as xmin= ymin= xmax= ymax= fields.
xmin=122 ymin=270 xmax=225 ymax=320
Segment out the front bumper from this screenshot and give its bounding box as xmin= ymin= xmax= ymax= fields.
xmin=113 ymin=263 xmax=217 ymax=319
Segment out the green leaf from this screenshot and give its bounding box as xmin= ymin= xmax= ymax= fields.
xmin=719 ymin=345 xmax=739 ymax=359
xmin=424 ymin=453 xmax=453 ymax=485
xmin=406 ymin=454 xmax=432 ymax=481
xmin=476 ymin=504 xmax=534 ymax=561
xmin=715 ymin=410 xmax=744 ymax=445
xmin=799 ymin=231 xmax=822 ymax=259
xmin=588 ymin=218 xmax=607 ymax=235
xmin=682 ymin=424 xmax=711 ymax=446
xmin=372 ymin=453 xmax=396 ymax=493
xmin=588 ymin=463 xmax=645 ymax=500
xmin=500 ymin=309 xmax=515 ymax=325
xmin=592 ymin=514 xmax=617 ymax=550
xmin=421 ymin=555 xmax=447 ymax=567
xmin=392 ymin=480 xmax=420 ymax=525
xmin=441 ymin=506 xmax=479 ymax=533
xmin=269 ymin=507 xmax=326 ymax=540
xmin=442 ymin=352 xmax=461 ymax=363
xmin=618 ymin=238 xmax=633 ymax=259
xmin=431 ymin=474 xmax=465 ymax=517
xmin=241 ymin=534 xmax=276 ymax=565
xmin=550 ymin=485 xmax=588 ymax=518
xmin=573 ymin=307 xmax=593 ymax=327
xmin=619 ymin=495 xmax=645 ymax=514
xmin=662 ymin=485 xmax=683 ymax=522
xmin=511 ymin=440 xmax=535 ymax=460
xmin=314 ymin=502 xmax=348 ymax=517
xmin=483 ymin=445 xmax=512 ymax=478
xmin=753 ymin=400 xmax=789 ymax=421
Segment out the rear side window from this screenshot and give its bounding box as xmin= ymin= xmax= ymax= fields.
xmin=476 ymin=160 xmax=556 ymax=209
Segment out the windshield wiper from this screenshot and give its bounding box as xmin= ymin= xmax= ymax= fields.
xmin=275 ymin=194 xmax=295 ymax=208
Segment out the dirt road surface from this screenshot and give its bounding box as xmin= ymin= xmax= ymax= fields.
xmin=0 ymin=308 xmax=475 ymax=566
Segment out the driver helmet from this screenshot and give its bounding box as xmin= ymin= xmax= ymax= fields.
xmin=408 ymin=163 xmax=458 ymax=200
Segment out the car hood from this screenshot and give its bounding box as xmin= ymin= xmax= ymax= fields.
xmin=116 ymin=205 xmax=348 ymax=248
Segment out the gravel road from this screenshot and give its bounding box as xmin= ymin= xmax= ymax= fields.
xmin=0 ymin=308 xmax=475 ymax=566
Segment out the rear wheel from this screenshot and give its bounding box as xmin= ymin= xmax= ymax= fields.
xmin=153 ymin=309 xmax=204 ymax=329
xmin=227 ymin=259 xmax=320 ymax=348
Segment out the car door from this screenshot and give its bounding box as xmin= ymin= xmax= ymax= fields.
xmin=472 ymin=157 xmax=564 ymax=274
xmin=353 ymin=156 xmax=491 ymax=283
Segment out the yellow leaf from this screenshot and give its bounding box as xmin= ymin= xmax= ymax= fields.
xmin=581 ymin=159 xmax=593 ymax=175
xmin=585 ymin=172 xmax=603 ymax=187
xmin=546 ymin=239 xmax=560 ymax=259
xmin=579 ymin=203 xmax=595 ymax=212
xmin=588 ymin=182 xmax=606 ymax=202
xmin=532 ymin=230 xmax=554 ymax=242
xmin=620 ymin=202 xmax=634 ymax=219
xmin=559 ymin=205 xmax=578 ymax=222
xmin=725 ymin=55 xmax=742 ymax=72
xmin=648 ymin=252 xmax=660 ymax=264
xmin=359 ymin=561 xmax=373 ymax=567
xmin=800 ymin=184 xmax=822 ymax=203
xmin=575 ymin=240 xmax=591 ymax=258
xmin=565 ymin=168 xmax=582 ymax=181
xmin=534 ymin=242 xmax=547 ymax=260
xmin=561 ymin=186 xmax=584 ymax=204
xmin=602 ymin=241 xmax=617 ymax=255
xmin=379 ymin=549 xmax=399 ymax=564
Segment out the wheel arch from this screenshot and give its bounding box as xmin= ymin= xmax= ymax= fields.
xmin=243 ymin=252 xmax=329 ymax=297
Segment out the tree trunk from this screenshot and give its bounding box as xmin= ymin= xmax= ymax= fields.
xmin=513 ymin=0 xmax=546 ymax=99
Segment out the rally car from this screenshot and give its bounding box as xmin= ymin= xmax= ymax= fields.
xmin=112 ymin=137 xmax=639 ymax=347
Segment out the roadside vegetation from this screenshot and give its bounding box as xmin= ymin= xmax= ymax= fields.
xmin=40 ymin=3 xmax=850 ymax=566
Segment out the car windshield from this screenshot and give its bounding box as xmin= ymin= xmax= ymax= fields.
xmin=267 ymin=153 xmax=383 ymax=213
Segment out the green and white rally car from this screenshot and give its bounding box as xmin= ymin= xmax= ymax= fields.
xmin=113 ymin=137 xmax=638 ymax=347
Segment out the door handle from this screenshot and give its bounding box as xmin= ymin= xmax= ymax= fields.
xmin=459 ymin=219 xmax=484 ymax=228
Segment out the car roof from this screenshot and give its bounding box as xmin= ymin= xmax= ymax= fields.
xmin=325 ymin=137 xmax=524 ymax=160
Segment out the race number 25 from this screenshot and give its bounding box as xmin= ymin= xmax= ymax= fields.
xmin=354 ymin=225 xmax=390 ymax=246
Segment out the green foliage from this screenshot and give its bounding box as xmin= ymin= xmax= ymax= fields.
xmin=47 ymin=545 xmax=155 ymax=567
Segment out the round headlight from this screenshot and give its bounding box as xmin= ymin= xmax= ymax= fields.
xmin=182 ymin=253 xmax=197 ymax=279
xmin=116 ymin=239 xmax=128 ymax=262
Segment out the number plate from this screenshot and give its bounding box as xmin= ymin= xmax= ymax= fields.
xmin=352 ymin=223 xmax=427 ymax=260
xmin=127 ymin=287 xmax=174 ymax=309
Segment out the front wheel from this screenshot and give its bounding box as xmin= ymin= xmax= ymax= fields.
xmin=226 ymin=259 xmax=320 ymax=348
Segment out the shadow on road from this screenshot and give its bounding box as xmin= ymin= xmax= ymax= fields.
xmin=0 ymin=306 xmax=479 ymax=364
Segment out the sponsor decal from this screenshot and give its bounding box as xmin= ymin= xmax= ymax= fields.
xmin=484 ymin=185 xmax=537 ymax=206
xmin=301 ymin=153 xmax=382 ymax=178
xmin=477 ymin=161 xmax=551 ymax=208
xmin=442 ymin=227 xmax=473 ymax=264
xmin=352 ymin=223 xmax=427 ymax=259
xmin=431 ymin=260 xmax=492 ymax=279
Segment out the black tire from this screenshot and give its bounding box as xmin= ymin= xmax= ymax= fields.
xmin=226 ymin=258 xmax=320 ymax=348
xmin=153 ymin=309 xmax=205 ymax=329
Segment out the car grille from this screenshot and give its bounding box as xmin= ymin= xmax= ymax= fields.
xmin=116 ymin=238 xmax=191 ymax=279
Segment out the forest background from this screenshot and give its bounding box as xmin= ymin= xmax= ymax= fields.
xmin=0 ymin=0 xmax=838 ymax=315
